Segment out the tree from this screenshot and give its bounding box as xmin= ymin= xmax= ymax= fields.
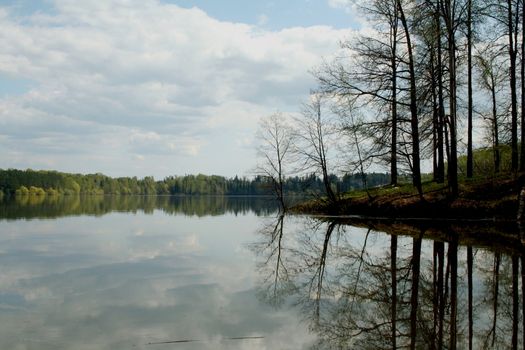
xmin=255 ymin=113 xmax=295 ymax=212
xmin=460 ymin=0 xmax=490 ymax=178
xmin=475 ymin=44 xmax=508 ymax=173
xmin=334 ymin=103 xmax=375 ymax=198
xmin=440 ymin=0 xmax=464 ymax=195
xmin=467 ymin=0 xmax=474 ymax=178
xmin=398 ymin=0 xmax=423 ymax=197
xmin=415 ymin=0 xmax=446 ymax=183
xmin=487 ymin=0 xmax=520 ymax=171
xmin=316 ymin=0 xmax=403 ymax=186
xmin=506 ymin=0 xmax=520 ymax=172
xmin=294 ymin=94 xmax=338 ymax=204
xmin=522 ymin=0 xmax=525 ymax=172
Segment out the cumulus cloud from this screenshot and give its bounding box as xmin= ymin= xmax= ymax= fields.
xmin=0 ymin=0 xmax=354 ymax=177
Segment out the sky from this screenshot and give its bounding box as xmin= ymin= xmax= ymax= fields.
xmin=0 ymin=0 xmax=362 ymax=179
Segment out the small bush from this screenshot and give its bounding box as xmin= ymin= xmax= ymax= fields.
xmin=29 ymin=186 xmax=46 ymax=196
xmin=46 ymin=188 xmax=59 ymax=196
xmin=15 ymin=186 xmax=29 ymax=196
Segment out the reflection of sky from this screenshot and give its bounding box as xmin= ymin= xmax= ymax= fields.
xmin=0 ymin=211 xmax=315 ymax=349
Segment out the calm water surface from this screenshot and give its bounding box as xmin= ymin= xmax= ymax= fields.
xmin=0 ymin=195 xmax=523 ymax=349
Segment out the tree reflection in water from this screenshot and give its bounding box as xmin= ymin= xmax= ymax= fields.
xmin=0 ymin=194 xmax=278 ymax=219
xmin=253 ymin=216 xmax=525 ymax=349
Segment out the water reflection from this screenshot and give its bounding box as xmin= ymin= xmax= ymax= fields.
xmin=253 ymin=216 xmax=525 ymax=349
xmin=0 ymin=202 xmax=314 ymax=349
xmin=4 ymin=195 xmax=525 ymax=348
xmin=0 ymin=195 xmax=278 ymax=219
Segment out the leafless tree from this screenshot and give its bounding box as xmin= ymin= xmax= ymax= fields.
xmin=484 ymin=0 xmax=520 ymax=171
xmin=294 ymin=94 xmax=338 ymax=204
xmin=475 ymin=43 xmax=509 ymax=173
xmin=316 ymin=0 xmax=404 ymax=186
xmin=255 ymin=113 xmax=295 ymax=212
xmin=398 ymin=0 xmax=423 ymax=197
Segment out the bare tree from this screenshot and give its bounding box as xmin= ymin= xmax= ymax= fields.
xmin=316 ymin=0 xmax=404 ymax=186
xmin=294 ymin=94 xmax=338 ymax=204
xmin=506 ymin=0 xmax=520 ymax=172
xmin=440 ymin=0 xmax=464 ymax=195
xmin=398 ymin=0 xmax=423 ymax=197
xmin=521 ymin=0 xmax=525 ymax=172
xmin=255 ymin=113 xmax=295 ymax=212
xmin=415 ymin=0 xmax=446 ymax=184
xmin=334 ymin=102 xmax=375 ymax=199
xmin=486 ymin=0 xmax=520 ymax=171
xmin=475 ymin=44 xmax=508 ymax=173
xmin=467 ymin=0 xmax=474 ymax=178
xmin=462 ymin=0 xmax=489 ymax=178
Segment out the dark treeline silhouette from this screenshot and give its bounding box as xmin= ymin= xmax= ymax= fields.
xmin=0 ymin=169 xmax=390 ymax=197
xmin=252 ymin=216 xmax=525 ymax=349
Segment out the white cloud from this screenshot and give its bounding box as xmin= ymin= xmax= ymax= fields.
xmin=0 ymin=0 xmax=355 ymax=177
xmin=327 ymin=0 xmax=352 ymax=11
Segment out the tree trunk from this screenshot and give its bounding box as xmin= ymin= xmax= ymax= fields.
xmin=467 ymin=0 xmax=473 ymax=178
xmin=398 ymin=0 xmax=422 ymax=197
xmin=444 ymin=0 xmax=458 ymax=195
xmin=521 ymin=0 xmax=525 ymax=171
xmin=508 ymin=0 xmax=518 ymax=172
xmin=391 ymin=19 xmax=398 ymax=186
xmin=429 ymin=36 xmax=442 ymax=183
xmin=492 ymin=83 xmax=500 ymax=173
xmin=436 ymin=5 xmax=446 ymax=183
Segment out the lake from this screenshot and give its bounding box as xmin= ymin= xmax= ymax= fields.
xmin=0 ymin=195 xmax=523 ymax=349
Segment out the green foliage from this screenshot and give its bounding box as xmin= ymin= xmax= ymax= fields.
xmin=15 ymin=186 xmax=29 ymax=196
xmin=46 ymin=188 xmax=59 ymax=196
xmin=458 ymin=145 xmax=512 ymax=177
xmin=64 ymin=178 xmax=81 ymax=194
xmin=0 ymin=169 xmax=391 ymax=197
xmin=29 ymin=186 xmax=46 ymax=196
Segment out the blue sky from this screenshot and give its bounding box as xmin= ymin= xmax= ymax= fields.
xmin=171 ymin=0 xmax=358 ymax=29
xmin=0 ymin=0 xmax=360 ymax=29
xmin=0 ymin=0 xmax=360 ymax=178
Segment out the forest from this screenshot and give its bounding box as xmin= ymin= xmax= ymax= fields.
xmin=0 ymin=168 xmax=390 ymax=197
xmin=255 ymin=0 xmax=525 ymax=208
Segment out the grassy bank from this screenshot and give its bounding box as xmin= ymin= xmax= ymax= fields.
xmin=292 ymin=173 xmax=523 ymax=220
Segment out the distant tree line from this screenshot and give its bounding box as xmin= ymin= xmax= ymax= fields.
xmin=0 ymin=169 xmax=390 ymax=197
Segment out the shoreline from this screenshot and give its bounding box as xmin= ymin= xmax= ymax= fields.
xmin=291 ymin=175 xmax=524 ymax=221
